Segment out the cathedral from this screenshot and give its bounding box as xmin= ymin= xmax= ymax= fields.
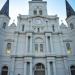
xmin=0 ymin=0 xmax=75 ymax=75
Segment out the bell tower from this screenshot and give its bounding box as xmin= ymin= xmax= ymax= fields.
xmin=29 ymin=0 xmax=47 ymax=16
xmin=0 ymin=0 xmax=10 ymax=29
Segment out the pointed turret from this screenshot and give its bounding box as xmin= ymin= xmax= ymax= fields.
xmin=0 ymin=0 xmax=9 ymax=17
xmin=65 ymin=0 xmax=75 ymax=18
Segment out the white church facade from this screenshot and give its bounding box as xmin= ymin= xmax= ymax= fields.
xmin=0 ymin=0 xmax=75 ymax=75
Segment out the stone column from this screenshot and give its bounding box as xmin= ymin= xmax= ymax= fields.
xmin=37 ymin=9 xmax=39 ymax=15
xmin=53 ymin=61 xmax=56 ymax=75
xmin=14 ymin=33 xmax=19 ymax=55
xmin=47 ymin=62 xmax=51 ymax=75
xmin=59 ymin=34 xmax=65 ymax=55
xmin=63 ymin=58 xmax=70 ymax=75
xmin=26 ymin=35 xmax=28 ymax=53
xmin=45 ymin=35 xmax=49 ymax=53
xmin=24 ymin=62 xmax=27 ymax=75
xmin=10 ymin=57 xmax=15 ymax=75
xmin=30 ymin=61 xmax=32 ymax=75
xmin=30 ymin=35 xmax=32 ymax=54
xmin=50 ymin=34 xmax=54 ymax=54
xmin=0 ymin=64 xmax=1 ymax=75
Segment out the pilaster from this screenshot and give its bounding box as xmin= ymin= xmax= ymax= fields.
xmin=30 ymin=35 xmax=33 ymax=54
xmin=10 ymin=57 xmax=15 ymax=75
xmin=30 ymin=61 xmax=33 ymax=75
xmin=50 ymin=34 xmax=54 ymax=54
xmin=47 ymin=61 xmax=51 ymax=75
xmin=53 ymin=60 xmax=56 ymax=75
xmin=63 ymin=57 xmax=70 ymax=75
xmin=24 ymin=62 xmax=27 ymax=75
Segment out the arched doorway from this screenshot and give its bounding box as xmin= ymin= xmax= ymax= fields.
xmin=34 ymin=63 xmax=45 ymax=75
xmin=70 ymin=65 xmax=75 ymax=75
xmin=1 ymin=66 xmax=8 ymax=75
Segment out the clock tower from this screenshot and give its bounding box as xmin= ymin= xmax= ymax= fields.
xmin=29 ymin=0 xmax=47 ymax=16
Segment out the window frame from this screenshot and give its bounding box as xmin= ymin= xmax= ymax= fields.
xmin=66 ymin=42 xmax=71 ymax=54
xmin=35 ymin=44 xmax=38 ymax=52
xmin=70 ymin=65 xmax=75 ymax=75
xmin=40 ymin=44 xmax=43 ymax=52
xmin=52 ymin=24 xmax=55 ymax=32
xmin=2 ymin=22 xmax=6 ymax=29
xmin=22 ymin=24 xmax=24 ymax=31
xmin=70 ymin=23 xmax=74 ymax=30
xmin=39 ymin=10 xmax=42 ymax=15
xmin=6 ymin=43 xmax=11 ymax=54
xmin=1 ymin=66 xmax=8 ymax=75
xmin=34 ymin=10 xmax=37 ymax=15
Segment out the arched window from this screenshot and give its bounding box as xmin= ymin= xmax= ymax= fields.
xmin=39 ymin=10 xmax=42 ymax=15
xmin=2 ymin=22 xmax=6 ymax=29
xmin=66 ymin=43 xmax=71 ymax=54
xmin=70 ymin=65 xmax=75 ymax=75
xmin=34 ymin=10 xmax=37 ymax=15
xmin=70 ymin=23 xmax=74 ymax=30
xmin=34 ymin=63 xmax=45 ymax=75
xmin=35 ymin=38 xmax=44 ymax=52
xmin=1 ymin=66 xmax=8 ymax=75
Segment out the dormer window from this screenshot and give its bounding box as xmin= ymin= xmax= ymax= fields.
xmin=34 ymin=10 xmax=37 ymax=15
xmin=2 ymin=22 xmax=6 ymax=29
xmin=39 ymin=10 xmax=42 ymax=15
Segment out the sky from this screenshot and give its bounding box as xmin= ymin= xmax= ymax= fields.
xmin=0 ymin=0 xmax=75 ymax=25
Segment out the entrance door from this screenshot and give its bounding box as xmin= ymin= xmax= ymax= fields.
xmin=1 ymin=66 xmax=8 ymax=75
xmin=34 ymin=63 xmax=45 ymax=75
xmin=71 ymin=66 xmax=75 ymax=75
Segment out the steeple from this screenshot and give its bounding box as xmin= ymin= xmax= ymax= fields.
xmin=65 ymin=0 xmax=75 ymax=18
xmin=0 ymin=0 xmax=9 ymax=17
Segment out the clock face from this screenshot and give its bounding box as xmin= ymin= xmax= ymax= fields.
xmin=36 ymin=19 xmax=41 ymax=24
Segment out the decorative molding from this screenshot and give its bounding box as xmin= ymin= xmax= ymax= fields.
xmin=63 ymin=39 xmax=72 ymax=42
xmin=5 ymin=39 xmax=14 ymax=42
